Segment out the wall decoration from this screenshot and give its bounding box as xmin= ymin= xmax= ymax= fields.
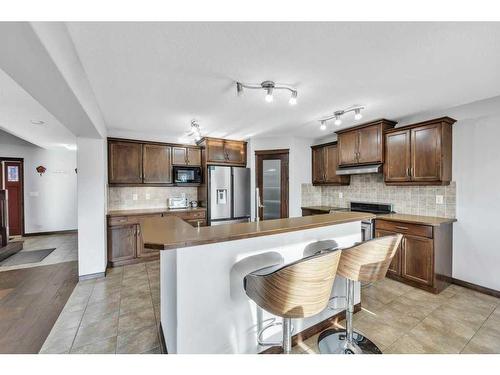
xmin=36 ymin=165 xmax=46 ymax=176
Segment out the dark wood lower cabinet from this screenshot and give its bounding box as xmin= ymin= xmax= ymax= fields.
xmin=375 ymin=219 xmax=452 ymax=294
xmin=107 ymin=209 xmax=207 ymax=267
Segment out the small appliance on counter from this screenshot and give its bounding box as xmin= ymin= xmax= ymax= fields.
xmin=190 ymin=200 xmax=198 ymax=208
xmin=168 ymin=197 xmax=189 ymax=209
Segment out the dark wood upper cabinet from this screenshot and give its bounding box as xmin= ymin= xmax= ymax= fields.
xmin=384 ymin=129 xmax=411 ymax=182
xmin=143 ymin=144 xmax=172 ymax=184
xmin=336 ymin=119 xmax=397 ymax=167
xmin=311 ymin=142 xmax=350 ymax=186
xmin=172 ymin=147 xmax=202 ymax=166
xmin=384 ymin=117 xmax=455 ymax=185
xmin=108 ymin=141 xmax=143 ymax=184
xmin=197 ymin=138 xmax=247 ymax=166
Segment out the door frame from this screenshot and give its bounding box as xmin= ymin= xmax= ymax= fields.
xmin=0 ymin=157 xmax=25 ymax=236
xmin=255 ymin=149 xmax=289 ymax=220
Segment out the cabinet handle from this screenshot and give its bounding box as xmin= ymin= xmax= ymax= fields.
xmin=395 ymin=226 xmax=409 ymax=230
xmin=406 ymin=167 xmax=410 ymax=177
xmin=410 ymin=167 xmax=413 ymax=176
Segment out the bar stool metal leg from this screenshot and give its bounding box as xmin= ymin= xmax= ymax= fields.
xmin=282 ymin=318 xmax=292 ymax=354
xmin=318 ymin=279 xmax=382 ymax=354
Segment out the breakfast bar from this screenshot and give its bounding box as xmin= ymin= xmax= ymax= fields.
xmin=143 ymin=212 xmax=374 ymax=354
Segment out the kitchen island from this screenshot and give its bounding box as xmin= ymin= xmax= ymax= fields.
xmin=146 ymin=212 xmax=374 ymax=354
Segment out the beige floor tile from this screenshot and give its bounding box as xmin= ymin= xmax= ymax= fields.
xmin=118 ymin=306 xmax=156 ymax=335
xmin=73 ymin=313 xmax=119 ymax=348
xmin=39 ymin=325 xmax=79 ymax=354
xmin=431 ymin=301 xmax=492 ymax=331
xmin=52 ymin=309 xmax=85 ymax=331
xmin=461 ymin=321 xmax=500 ymax=354
xmin=71 ymin=337 xmax=117 ymax=354
xmin=385 ymin=295 xmax=439 ymax=321
xmin=116 ymin=325 xmax=159 ymax=354
xmin=362 ymin=285 xmax=401 ymax=305
xmin=351 ymin=315 xmax=403 ymax=349
xmin=383 ymin=334 xmax=427 ymax=354
xmin=141 ymin=346 xmax=162 ymax=354
xmin=361 ymin=294 xmax=387 ymax=315
xmin=120 ymin=294 xmax=154 ymax=315
xmin=81 ymin=299 xmax=121 ymax=325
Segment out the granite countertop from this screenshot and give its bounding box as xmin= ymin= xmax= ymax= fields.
xmin=106 ymin=207 xmax=206 ymax=217
xmin=142 ymin=211 xmax=375 ymax=250
xmin=301 ymin=206 xmax=456 ymax=227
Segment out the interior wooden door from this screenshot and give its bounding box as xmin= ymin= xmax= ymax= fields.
xmin=143 ymin=144 xmax=172 ymax=183
xmin=338 ymin=131 xmax=359 ymax=166
xmin=312 ymin=147 xmax=325 ymax=184
xmin=401 ymin=234 xmax=434 ymax=286
xmin=384 ymin=130 xmax=411 ymax=182
xmin=375 ymin=229 xmax=402 ymax=277
xmin=256 ymin=150 xmax=289 ymax=221
xmin=411 ymin=123 xmax=442 ymax=182
xmin=3 ymin=161 xmax=23 ymax=236
xmin=357 ymin=125 xmax=381 ymax=164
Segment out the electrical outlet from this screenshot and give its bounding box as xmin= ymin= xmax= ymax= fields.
xmin=339 ymin=192 xmax=343 ymax=199
xmin=145 ymin=193 xmax=151 ymax=200
xmin=436 ymin=195 xmax=444 ymax=204
xmin=132 ymin=194 xmax=138 ymax=201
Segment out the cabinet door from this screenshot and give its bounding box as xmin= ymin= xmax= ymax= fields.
xmin=136 ymin=224 xmax=159 ymax=258
xmin=186 ymin=147 xmax=201 ymax=166
xmin=384 ymin=130 xmax=411 ymax=182
xmin=206 ymin=139 xmax=226 ymax=163
xmin=172 ymin=147 xmax=187 ymax=165
xmin=411 ymin=123 xmax=442 ymax=182
xmin=324 ymin=144 xmax=350 ymax=185
xmin=375 ymin=229 xmax=402 ymax=277
xmin=357 ymin=125 xmax=382 ymax=164
xmin=108 ymin=141 xmax=143 ymax=184
xmin=107 ymin=224 xmax=138 ymax=264
xmin=224 ymin=141 xmax=246 ymax=164
xmin=143 ymin=144 xmax=172 ymax=183
xmin=402 ymin=234 xmax=434 ymax=286
xmin=338 ymin=131 xmax=359 ymax=166
xmin=312 ymin=147 xmax=325 ymax=184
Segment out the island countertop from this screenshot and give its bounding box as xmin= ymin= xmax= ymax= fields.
xmin=143 ymin=211 xmax=375 ymax=250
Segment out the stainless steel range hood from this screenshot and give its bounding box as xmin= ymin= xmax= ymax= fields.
xmin=336 ymin=164 xmax=383 ymax=175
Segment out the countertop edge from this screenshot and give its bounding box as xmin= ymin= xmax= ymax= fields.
xmin=106 ymin=207 xmax=207 ymax=217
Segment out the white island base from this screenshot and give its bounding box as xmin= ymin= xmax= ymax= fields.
xmin=160 ymin=221 xmax=362 ymax=354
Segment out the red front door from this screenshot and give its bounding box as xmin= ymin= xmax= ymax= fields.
xmin=3 ymin=162 xmax=23 ymax=236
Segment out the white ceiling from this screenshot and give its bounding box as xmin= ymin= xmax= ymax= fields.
xmin=64 ymin=22 xmax=500 ymax=142
xmin=0 ymin=68 xmax=76 ymax=149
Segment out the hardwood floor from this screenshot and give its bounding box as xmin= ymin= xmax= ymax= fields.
xmin=0 ymin=261 xmax=78 ymax=353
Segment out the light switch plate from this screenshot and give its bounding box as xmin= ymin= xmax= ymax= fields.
xmin=339 ymin=192 xmax=343 ymax=199
xmin=132 ymin=194 xmax=138 ymax=201
xmin=436 ymin=195 xmax=444 ymax=204
xmin=145 ymin=193 xmax=151 ymax=200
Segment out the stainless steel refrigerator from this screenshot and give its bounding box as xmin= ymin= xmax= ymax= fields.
xmin=208 ymin=166 xmax=251 ymax=226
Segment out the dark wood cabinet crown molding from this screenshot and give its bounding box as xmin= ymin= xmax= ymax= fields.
xmin=334 ymin=119 xmax=398 ymax=135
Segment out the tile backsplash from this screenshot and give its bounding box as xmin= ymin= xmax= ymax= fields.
xmin=301 ymin=174 xmax=456 ymax=218
xmin=108 ymin=187 xmax=198 ymax=211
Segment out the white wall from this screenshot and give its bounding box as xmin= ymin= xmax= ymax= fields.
xmin=247 ymin=136 xmax=312 ymax=219
xmin=398 ymin=96 xmax=500 ymax=291
xmin=0 ymin=129 xmax=77 ymax=233
xmin=77 ymin=137 xmax=107 ymax=277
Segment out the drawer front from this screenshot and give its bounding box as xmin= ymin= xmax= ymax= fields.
xmin=108 ymin=216 xmax=130 ymax=226
xmin=166 ymin=210 xmax=206 ymax=220
xmin=375 ymin=219 xmax=433 ymax=238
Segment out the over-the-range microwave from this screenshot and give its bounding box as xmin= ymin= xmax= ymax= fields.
xmin=173 ymin=166 xmax=202 ymax=184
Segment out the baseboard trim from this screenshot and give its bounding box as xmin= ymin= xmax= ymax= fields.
xmin=452 ymin=278 xmax=500 ymax=299
xmin=24 ymin=229 xmax=77 ymax=237
xmin=260 ymin=302 xmax=362 ymax=354
xmin=159 ymin=322 xmax=168 ymax=354
xmin=78 ymin=272 xmax=105 ymax=281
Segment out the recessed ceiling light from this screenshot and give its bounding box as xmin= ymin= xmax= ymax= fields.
xmin=31 ymin=120 xmax=45 ymax=125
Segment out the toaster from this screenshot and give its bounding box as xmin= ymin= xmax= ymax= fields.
xmin=168 ymin=197 xmax=189 ymax=209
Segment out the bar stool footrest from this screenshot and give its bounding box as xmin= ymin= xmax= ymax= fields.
xmin=317 ymin=328 xmax=382 ymax=354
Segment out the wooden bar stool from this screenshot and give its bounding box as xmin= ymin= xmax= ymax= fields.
xmin=318 ymin=234 xmax=403 ymax=354
xmin=244 ymin=250 xmax=342 ymax=353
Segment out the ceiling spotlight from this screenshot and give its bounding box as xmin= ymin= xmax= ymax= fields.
xmin=354 ymin=108 xmax=363 ymax=121
xmin=334 ymin=115 xmax=342 ymax=126
xmin=235 ymin=80 xmax=297 ymax=105
xmin=265 ymin=87 xmax=274 ymax=103
xmin=320 ymin=120 xmax=327 ymax=131
xmin=31 ymin=120 xmax=45 ymax=125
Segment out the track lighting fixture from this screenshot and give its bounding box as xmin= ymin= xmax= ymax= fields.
xmin=318 ymin=105 xmax=365 ymax=130
xmin=236 ymin=80 xmax=298 ymax=105
xmin=188 ymin=120 xmax=202 ymax=141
